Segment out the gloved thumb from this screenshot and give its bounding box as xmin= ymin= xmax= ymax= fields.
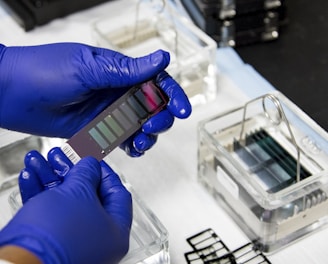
xmin=81 ymin=48 xmax=170 ymax=89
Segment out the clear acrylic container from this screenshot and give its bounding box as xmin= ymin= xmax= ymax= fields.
xmin=198 ymin=91 xmax=328 ymax=253
xmin=8 ymin=181 xmax=169 ymax=264
xmin=0 ymin=133 xmax=64 ymax=227
xmin=92 ymin=0 xmax=218 ymax=106
xmin=8 ymin=182 xmax=170 ymax=264
xmin=121 ymin=184 xmax=169 ymax=264
xmin=0 ymin=132 xmax=169 ymax=264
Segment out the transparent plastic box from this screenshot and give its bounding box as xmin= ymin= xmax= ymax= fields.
xmin=197 ymin=91 xmax=328 ymax=253
xmin=92 ymin=0 xmax=218 ymax=106
xmin=8 ymin=183 xmax=169 ymax=264
xmin=0 ymin=133 xmax=64 ymax=227
xmin=0 ymin=133 xmax=169 ymax=264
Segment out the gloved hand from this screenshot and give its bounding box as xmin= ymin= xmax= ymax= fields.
xmin=0 ymin=148 xmax=132 ymax=264
xmin=0 ymin=43 xmax=192 ymax=156
xmin=19 ymin=147 xmax=73 ymax=203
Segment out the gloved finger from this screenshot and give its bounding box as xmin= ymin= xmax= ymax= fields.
xmin=120 ymin=137 xmax=144 ymax=157
xmin=47 ymin=147 xmax=73 ymax=178
xmin=86 ymin=49 xmax=170 ymax=89
xmin=133 ymin=132 xmax=158 ymax=152
xmin=18 ymin=167 xmax=43 ymax=204
xmin=141 ymin=109 xmax=174 ymax=134
xmin=63 ymin=157 xmax=101 ymax=195
xmin=24 ymin=150 xmax=61 ymax=189
xmin=99 ymin=161 xmax=133 ymax=231
xmin=155 ymin=71 xmax=192 ymax=119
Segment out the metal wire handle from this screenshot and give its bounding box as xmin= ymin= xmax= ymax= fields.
xmin=239 ymin=93 xmax=301 ymax=182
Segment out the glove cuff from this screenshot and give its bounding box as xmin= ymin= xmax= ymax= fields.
xmin=0 ymin=223 xmax=67 ymax=264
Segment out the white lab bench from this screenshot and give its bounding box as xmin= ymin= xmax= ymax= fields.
xmin=0 ymin=1 xmax=328 ymax=263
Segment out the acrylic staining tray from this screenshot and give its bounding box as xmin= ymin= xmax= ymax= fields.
xmin=93 ymin=1 xmax=218 ymax=106
xmin=198 ymin=91 xmax=328 ymax=253
xmin=0 ymin=135 xmax=64 ymax=227
xmin=0 ymin=133 xmax=169 ymax=264
xmin=8 ymin=182 xmax=170 ymax=264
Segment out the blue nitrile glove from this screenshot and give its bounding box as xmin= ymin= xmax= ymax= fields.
xmin=120 ymin=70 xmax=192 ymax=156
xmin=0 ymin=148 xmax=133 ymax=264
xmin=18 ymin=147 xmax=74 ymax=203
xmin=0 ymin=43 xmax=192 ymax=156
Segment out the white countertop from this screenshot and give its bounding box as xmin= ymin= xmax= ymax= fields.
xmin=0 ymin=1 xmax=327 ymax=263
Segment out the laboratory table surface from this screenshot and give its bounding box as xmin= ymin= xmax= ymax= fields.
xmin=0 ymin=1 xmax=328 ymax=263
